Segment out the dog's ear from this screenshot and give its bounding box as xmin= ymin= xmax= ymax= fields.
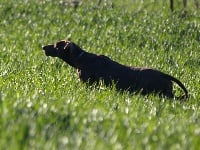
xmin=63 ymin=41 xmax=71 ymax=51
xmin=55 ymin=40 xmax=66 ymax=49
xmin=62 ymin=41 xmax=83 ymax=57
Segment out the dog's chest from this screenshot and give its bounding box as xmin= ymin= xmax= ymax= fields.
xmin=77 ymin=68 xmax=109 ymax=84
xmin=77 ymin=69 xmax=95 ymax=82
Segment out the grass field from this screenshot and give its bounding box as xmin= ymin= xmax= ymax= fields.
xmin=1 ymin=0 xmax=200 ymax=149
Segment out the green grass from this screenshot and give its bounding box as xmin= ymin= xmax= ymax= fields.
xmin=0 ymin=0 xmax=200 ymax=149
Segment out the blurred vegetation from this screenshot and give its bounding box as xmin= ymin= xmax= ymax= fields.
xmin=0 ymin=0 xmax=200 ymax=149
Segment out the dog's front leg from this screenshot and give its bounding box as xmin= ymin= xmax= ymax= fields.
xmin=77 ymin=69 xmax=97 ymax=85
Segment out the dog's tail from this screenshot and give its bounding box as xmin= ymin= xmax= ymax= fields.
xmin=163 ymin=73 xmax=189 ymax=100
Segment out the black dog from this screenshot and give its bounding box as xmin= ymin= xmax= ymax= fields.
xmin=42 ymin=40 xmax=188 ymax=99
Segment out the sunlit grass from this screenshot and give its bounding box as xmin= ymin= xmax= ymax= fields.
xmin=0 ymin=0 xmax=200 ymax=149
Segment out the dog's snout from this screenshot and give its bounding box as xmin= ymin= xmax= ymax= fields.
xmin=42 ymin=44 xmax=54 ymax=50
xmin=42 ymin=44 xmax=58 ymax=57
xmin=42 ymin=45 xmax=46 ymax=50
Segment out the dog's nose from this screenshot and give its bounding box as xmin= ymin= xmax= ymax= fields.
xmin=42 ymin=45 xmax=46 ymax=50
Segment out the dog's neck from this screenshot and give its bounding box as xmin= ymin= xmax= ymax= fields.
xmin=74 ymin=51 xmax=86 ymax=69
xmin=77 ymin=51 xmax=85 ymax=59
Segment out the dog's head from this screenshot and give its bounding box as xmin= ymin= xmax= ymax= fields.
xmin=42 ymin=40 xmax=85 ymax=68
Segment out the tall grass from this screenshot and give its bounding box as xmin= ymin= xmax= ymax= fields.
xmin=0 ymin=0 xmax=200 ymax=149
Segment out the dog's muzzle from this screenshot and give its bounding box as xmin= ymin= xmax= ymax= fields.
xmin=42 ymin=45 xmax=58 ymax=57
